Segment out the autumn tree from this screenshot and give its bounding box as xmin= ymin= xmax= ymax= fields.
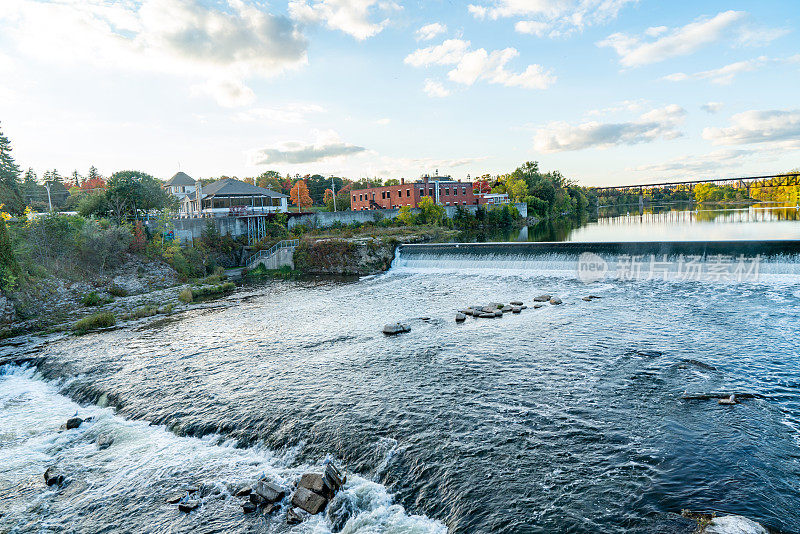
xmin=290 ymin=180 xmax=312 ymax=212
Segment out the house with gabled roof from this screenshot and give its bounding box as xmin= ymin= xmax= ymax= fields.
xmin=179 ymin=177 xmax=289 ymax=218
xmin=164 ymin=172 xmax=197 ymax=201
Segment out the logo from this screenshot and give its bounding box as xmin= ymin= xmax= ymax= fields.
xmin=577 ymin=252 xmax=608 ymax=283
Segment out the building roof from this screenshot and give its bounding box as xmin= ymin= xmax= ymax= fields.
xmin=165 ymin=171 xmax=196 ymax=186
xmin=201 ymin=178 xmax=288 ymax=198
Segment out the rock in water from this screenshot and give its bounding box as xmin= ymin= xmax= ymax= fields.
xmin=241 ymin=501 xmax=257 ymax=514
xmin=234 ymin=485 xmax=252 ymax=497
xmin=43 ymin=467 xmax=64 ymax=486
xmin=501 ymin=306 xmax=513 ymax=312
xmin=494 ymin=310 xmax=503 ymax=317
xmin=549 ymin=297 xmax=562 ymax=305
xmin=512 ymin=307 xmax=521 ymax=314
xmin=292 ymin=486 xmax=327 ymax=514
xmin=455 ymin=313 xmax=466 ymax=322
xmin=178 ymin=498 xmax=200 ymax=513
xmin=510 ymin=301 xmax=523 ymax=306
xmin=65 ymin=417 xmax=83 ymax=430
xmin=382 ymin=323 xmax=410 ymax=335
xmin=298 ymin=473 xmax=326 ymax=495
xmin=582 ymin=297 xmax=592 ymax=301
xmin=718 ymin=394 xmax=737 ymax=405
xmin=165 ymin=493 xmax=184 ymax=504
xmin=534 ymin=295 xmax=551 ymax=302
xmin=533 ymin=304 xmax=543 ymax=309
xmin=479 ymin=313 xmax=495 ymax=318
xmin=704 ymin=515 xmax=768 ymax=534
xmin=254 ymin=479 xmax=286 ymax=503
xmin=286 ymin=507 xmax=303 ymax=525
xmin=97 ymin=433 xmax=113 ymax=450
xmin=324 ymin=462 xmax=346 ymax=493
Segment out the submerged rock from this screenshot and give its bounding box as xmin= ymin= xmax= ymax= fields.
xmin=510 ymin=301 xmax=523 ymax=306
xmin=534 ymin=295 xmax=551 ymax=302
xmin=549 ymin=297 xmax=562 ymax=305
xmin=582 ymin=297 xmax=593 ymax=301
xmin=533 ymin=304 xmax=543 ymax=309
xmin=703 ymin=515 xmax=768 ymax=534
xmin=382 ymin=323 xmax=410 ymax=335
xmin=455 ymin=313 xmax=466 ymax=322
xmin=494 ymin=310 xmax=503 ymax=317
xmin=292 ymin=486 xmax=327 ymax=514
xmin=286 ymin=507 xmax=303 ymax=525
xmin=479 ymin=313 xmax=495 ymax=318
xmin=97 ymin=433 xmax=113 ymax=450
xmin=178 ymin=498 xmax=200 ymax=513
xmin=165 ymin=493 xmax=184 ymax=504
xmin=512 ymin=307 xmax=521 ymax=314
xmin=43 ymin=467 xmax=64 ymax=486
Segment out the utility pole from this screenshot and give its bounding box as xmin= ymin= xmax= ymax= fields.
xmin=331 ymin=176 xmax=337 ymax=212
xmin=44 ymin=181 xmax=53 ymax=212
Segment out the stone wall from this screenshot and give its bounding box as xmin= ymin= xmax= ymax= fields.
xmin=287 ymin=203 xmax=527 ymax=229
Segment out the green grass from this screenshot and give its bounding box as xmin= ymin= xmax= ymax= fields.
xmin=73 ymin=312 xmax=116 ymax=334
xmin=81 ymin=291 xmax=113 ymax=306
xmin=107 ymin=284 xmax=128 ymax=297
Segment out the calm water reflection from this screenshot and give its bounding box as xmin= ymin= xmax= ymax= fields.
xmin=507 ymin=203 xmax=800 ymax=242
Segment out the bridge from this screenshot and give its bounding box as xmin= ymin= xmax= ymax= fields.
xmin=588 ymin=173 xmax=799 ymax=193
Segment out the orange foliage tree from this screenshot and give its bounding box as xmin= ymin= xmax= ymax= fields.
xmin=290 ymin=180 xmax=313 ymax=212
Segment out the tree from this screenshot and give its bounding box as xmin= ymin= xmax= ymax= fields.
xmin=396 ymin=205 xmax=415 ymax=226
xmin=0 ymin=217 xmax=19 ymax=290
xmin=505 ymin=178 xmax=528 ymax=202
xmin=256 ymin=170 xmax=282 ymax=191
xmin=384 ymin=178 xmax=400 ymax=186
xmin=0 ymin=123 xmax=24 ymax=214
xmin=417 ymin=196 xmax=445 ymax=225
xmin=290 ymin=180 xmax=312 ymax=212
xmin=474 ymin=180 xmax=491 ymax=194
xmin=106 ymin=170 xmax=170 ymax=221
xmin=81 ymin=166 xmax=106 ymax=191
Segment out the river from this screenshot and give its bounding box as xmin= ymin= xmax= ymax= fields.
xmin=1 ymin=205 xmax=799 ymax=533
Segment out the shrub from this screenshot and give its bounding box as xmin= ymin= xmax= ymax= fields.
xmin=132 ymin=305 xmax=158 ymax=318
xmin=191 ymin=282 xmax=235 ymax=298
xmin=81 ymin=291 xmax=112 ymax=306
xmin=73 ymin=312 xmax=115 ymax=333
xmin=178 ymin=287 xmax=193 ymax=303
xmin=159 ymin=303 xmax=175 ymax=315
xmin=108 ymin=284 xmax=128 ymax=297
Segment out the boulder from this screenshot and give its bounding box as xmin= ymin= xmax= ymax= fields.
xmin=178 ymin=498 xmax=200 ymax=513
xmin=510 ymin=301 xmax=523 ymax=306
xmin=512 ymin=307 xmax=521 ymax=314
xmin=493 ymin=310 xmax=503 ymax=317
xmin=703 ymin=515 xmax=768 ymax=534
xmin=242 ymin=501 xmax=257 ymax=514
xmin=549 ymin=297 xmax=562 ymax=305
xmin=254 ymin=479 xmax=286 ymax=503
xmin=460 ymin=309 xmax=473 ymax=316
xmin=286 ymin=507 xmax=303 ymax=525
xmin=718 ymin=395 xmax=737 ymax=406
xmin=455 ymin=313 xmax=466 ymax=322
xmin=97 ymin=434 xmax=113 ymax=450
xmin=588 ymin=295 xmax=602 ymax=299
xmin=292 ymin=486 xmax=327 ymax=514
xmin=382 ymin=323 xmax=410 ymax=335
xmin=582 ymin=297 xmax=593 ymax=302
xmin=481 ymin=306 xmax=496 ymax=313
xmin=501 ymin=306 xmax=513 ymax=312
xmin=521 ymin=305 xmax=527 ymax=309
xmin=234 ymin=486 xmax=252 ymax=497
xmin=479 ymin=313 xmax=495 ymax=318
xmin=44 ymin=467 xmax=64 ymax=486
xmin=324 ymin=462 xmax=346 ymax=493
xmin=298 ymin=473 xmax=326 ymax=495
xmin=533 ymin=304 xmax=543 ymax=309
xmin=65 ymin=417 xmax=83 ymax=430
xmin=533 ymin=295 xmax=551 ymax=302
xmin=250 ymin=492 xmax=265 ymax=506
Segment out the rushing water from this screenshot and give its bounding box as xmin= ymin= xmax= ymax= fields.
xmin=2 ymin=237 xmax=800 ymax=533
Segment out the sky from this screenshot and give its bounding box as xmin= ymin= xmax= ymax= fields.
xmin=0 ymin=0 xmax=799 ymax=187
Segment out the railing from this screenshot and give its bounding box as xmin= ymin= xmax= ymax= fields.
xmin=243 ymin=239 xmax=299 ymax=267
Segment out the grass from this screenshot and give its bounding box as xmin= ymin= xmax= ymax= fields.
xmin=132 ymin=305 xmax=159 ymax=319
xmin=107 ymin=284 xmax=128 ymax=297
xmin=73 ymin=312 xmax=116 ymax=334
xmin=245 ymin=264 xmax=300 ymax=279
xmin=192 ymin=282 xmax=235 ymax=298
xmin=178 ymin=287 xmax=193 ymax=303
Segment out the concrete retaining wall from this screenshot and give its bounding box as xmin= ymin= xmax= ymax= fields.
xmin=249 ymin=247 xmax=295 ymax=270
xmin=287 ymin=203 xmax=527 ymax=229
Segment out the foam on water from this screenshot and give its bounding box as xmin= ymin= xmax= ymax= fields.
xmin=0 ymin=364 xmax=446 ymax=534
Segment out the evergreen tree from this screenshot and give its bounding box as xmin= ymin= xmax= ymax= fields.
xmin=0 ymin=123 xmax=24 ymax=214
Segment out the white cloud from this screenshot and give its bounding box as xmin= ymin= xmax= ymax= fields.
xmin=416 ymin=22 xmax=447 ymax=41
xmin=253 ymin=130 xmax=366 ymax=164
xmin=235 ymin=103 xmax=326 ymax=123
xmin=375 ymin=118 xmax=391 ymax=125
xmin=406 ymin=40 xmax=555 ymax=90
xmin=597 ymin=11 xmax=747 ymax=67
xmin=533 ymin=104 xmax=686 ymax=152
xmin=701 ymin=102 xmax=724 ymax=114
xmin=631 ymin=148 xmax=756 ymax=175
xmin=288 ymin=0 xmax=400 ymax=40
xmin=587 ymin=99 xmax=647 ymax=116
xmin=703 ymin=109 xmax=800 ymax=145
xmin=423 ymin=79 xmax=450 ymax=98
xmin=404 ymin=39 xmax=471 ymax=67
xmin=1 ymin=0 xmax=308 ymax=107
xmin=470 ymin=0 xmax=637 ymax=38
xmin=663 ymin=55 xmax=799 ymax=85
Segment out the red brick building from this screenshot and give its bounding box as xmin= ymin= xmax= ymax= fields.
xmin=351 ymin=176 xmax=479 ymax=210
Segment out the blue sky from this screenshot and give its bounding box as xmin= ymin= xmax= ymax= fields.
xmin=0 ymin=0 xmax=798 ymax=186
